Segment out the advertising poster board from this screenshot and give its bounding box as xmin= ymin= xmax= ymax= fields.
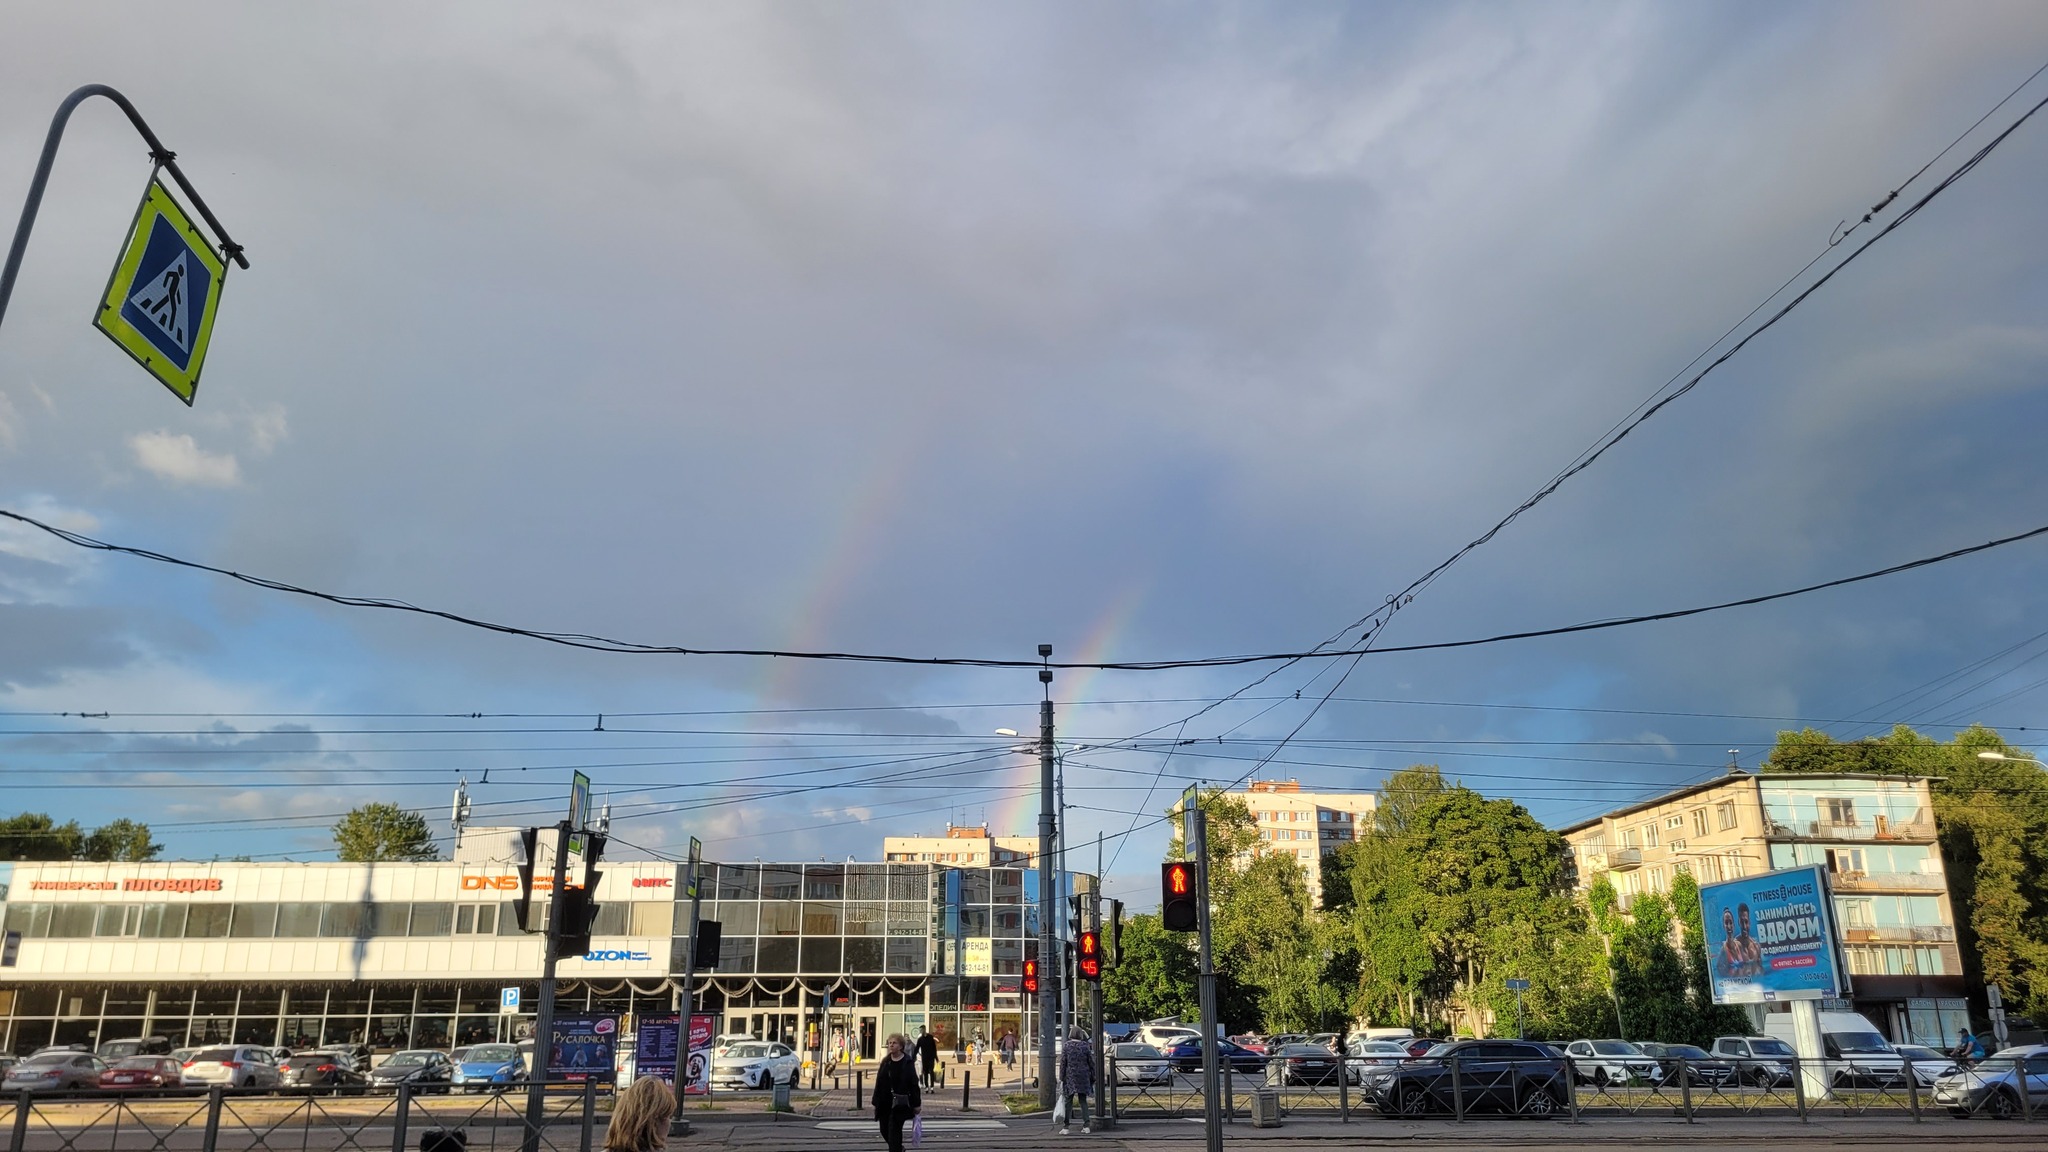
xmin=636 ymin=1014 xmax=680 ymax=1084
xmin=685 ymin=1014 xmax=714 ymax=1095
xmin=963 ymin=938 xmax=993 ymax=976
xmin=1697 ymin=864 xmax=1843 ymax=1004
xmin=548 ymin=1012 xmax=621 ymax=1086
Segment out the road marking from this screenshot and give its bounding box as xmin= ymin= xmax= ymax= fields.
xmin=814 ymin=1119 xmax=1008 ymax=1131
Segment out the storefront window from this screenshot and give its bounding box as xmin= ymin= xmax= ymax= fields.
xmin=801 ymin=937 xmax=842 ymax=972
xmin=805 ymin=865 xmax=845 ymax=899
xmin=760 ymin=867 xmax=802 ymax=901
xmin=717 ymin=937 xmax=757 ymax=973
xmin=184 ymin=905 xmax=232 ymax=938
xmin=276 ymin=903 xmax=322 ymax=937
xmin=138 ymin=903 xmax=185 ymax=939
xmin=757 ymin=938 xmax=799 ymax=973
xmin=802 ymin=902 xmax=843 ymax=935
xmin=760 ymin=903 xmax=801 ymax=936
xmin=230 ymin=904 xmax=278 ymax=937
xmin=370 ymin=903 xmax=412 ymax=937
xmin=409 ymin=903 xmax=454 ymax=936
xmin=887 ymin=867 xmax=929 ymax=903
xmin=716 ymin=865 xmax=760 ymax=901
xmin=844 ymin=902 xmax=884 ymax=935
xmin=846 ymin=866 xmax=887 ymax=901
xmin=844 ymin=938 xmax=885 ymax=974
xmin=49 ymin=905 xmax=96 ymax=938
xmin=322 ymin=903 xmax=368 ymax=938
xmin=720 ymin=903 xmax=759 ymax=935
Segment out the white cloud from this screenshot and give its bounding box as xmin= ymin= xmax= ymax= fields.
xmin=129 ymin=431 xmax=241 ymax=487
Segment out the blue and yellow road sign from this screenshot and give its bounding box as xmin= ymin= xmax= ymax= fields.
xmin=94 ymin=177 xmax=227 ymax=405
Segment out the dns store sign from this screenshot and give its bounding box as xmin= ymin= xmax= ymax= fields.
xmin=461 ymin=875 xmax=580 ymax=893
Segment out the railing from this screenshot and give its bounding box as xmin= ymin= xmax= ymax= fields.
xmin=1829 ymin=872 xmax=1949 ymax=892
xmin=1096 ymin=1050 xmax=2042 ymax=1125
xmin=2 ymin=1079 xmax=603 ymax=1152
xmin=1841 ymin=924 xmax=1956 ymax=943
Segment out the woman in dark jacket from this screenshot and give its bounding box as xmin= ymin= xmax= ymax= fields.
xmin=872 ymin=1033 xmax=923 ymax=1152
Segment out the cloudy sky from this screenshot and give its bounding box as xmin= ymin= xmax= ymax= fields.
xmin=2 ymin=2 xmax=2046 ymax=905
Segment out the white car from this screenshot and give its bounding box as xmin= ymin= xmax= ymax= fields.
xmin=181 ymin=1045 xmax=283 ymax=1089
xmin=1345 ymin=1039 xmax=1412 ymax=1087
xmin=1111 ymin=1043 xmax=1173 ymax=1086
xmin=713 ymin=1033 xmax=759 ymax=1057
xmin=710 ymin=1042 xmax=800 ymax=1090
xmin=1564 ymin=1040 xmax=1664 ymax=1086
xmin=1894 ymin=1044 xmax=1961 ymax=1088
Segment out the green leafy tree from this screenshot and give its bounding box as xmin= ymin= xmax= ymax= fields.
xmin=332 ymin=803 xmax=439 ymax=862
xmin=1101 ymin=911 xmax=1198 ymax=1024
xmin=0 ymin=813 xmax=84 ymax=860
xmin=80 ymin=819 xmax=163 ymax=862
xmin=1764 ymin=724 xmax=2048 ymax=1019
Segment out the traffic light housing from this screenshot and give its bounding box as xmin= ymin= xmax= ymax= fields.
xmin=693 ymin=920 xmax=723 ymax=969
xmin=1078 ymin=929 xmax=1101 ymax=981
xmin=1161 ymin=861 xmax=1198 ymax=932
xmin=1022 ymin=958 xmax=1039 ymax=995
xmin=514 ymin=827 xmax=539 ymax=932
xmin=556 ymin=831 xmax=608 ymax=958
xmin=1107 ymin=900 xmax=1124 ymax=967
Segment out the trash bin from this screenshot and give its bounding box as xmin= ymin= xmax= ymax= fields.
xmin=1251 ymin=1089 xmax=1282 ymax=1128
xmin=772 ymin=1070 xmax=793 ymax=1111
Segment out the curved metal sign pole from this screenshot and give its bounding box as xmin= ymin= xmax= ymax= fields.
xmin=0 ymin=83 xmax=249 ymax=334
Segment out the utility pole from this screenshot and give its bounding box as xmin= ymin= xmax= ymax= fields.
xmin=1057 ymin=763 xmax=1070 ymax=1041
xmin=1090 ymin=833 xmax=1107 ymax=1130
xmin=1192 ymin=809 xmax=1221 ymax=1152
xmin=522 ymin=821 xmax=572 ymax=1152
xmin=1036 ymin=643 xmax=1058 ymax=1109
xmin=670 ymin=838 xmax=706 ymax=1136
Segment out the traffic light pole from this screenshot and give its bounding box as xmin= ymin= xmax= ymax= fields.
xmin=522 ymin=821 xmax=572 ymax=1152
xmin=670 ymin=849 xmax=706 ymax=1136
xmin=1035 ymin=647 xmax=1058 ymax=1110
xmin=1193 ymin=809 xmax=1222 ymax=1152
xmin=1090 ymin=833 xmax=1107 ymax=1130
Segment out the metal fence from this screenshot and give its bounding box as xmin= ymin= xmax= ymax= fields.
xmin=4 ymin=1082 xmax=604 ymax=1152
xmin=1101 ymin=1050 xmax=2047 ymax=1124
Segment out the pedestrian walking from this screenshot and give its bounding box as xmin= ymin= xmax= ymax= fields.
xmin=872 ymin=1033 xmax=923 ymax=1152
xmin=915 ymin=1027 xmax=939 ymax=1089
xmin=603 ymin=1076 xmax=679 ymax=1152
xmin=999 ymin=1030 xmax=1016 ymax=1068
xmin=1057 ymin=1027 xmax=1094 ymax=1135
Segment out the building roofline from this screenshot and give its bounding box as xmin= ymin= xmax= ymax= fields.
xmin=1555 ymin=771 xmax=1937 ymax=837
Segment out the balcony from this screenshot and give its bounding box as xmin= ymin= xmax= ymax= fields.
xmin=1827 ymin=871 xmax=1949 ymax=893
xmin=1765 ymin=818 xmax=1937 ymax=843
xmin=1840 ymin=924 xmax=1955 ymax=943
xmin=1586 ymin=848 xmax=1642 ymax=872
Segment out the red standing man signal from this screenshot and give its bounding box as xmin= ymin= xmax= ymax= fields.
xmin=1161 ymin=861 xmax=1198 ymax=932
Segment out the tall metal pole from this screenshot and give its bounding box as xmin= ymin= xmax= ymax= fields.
xmin=1 ymin=84 xmax=248 ymax=334
xmin=1090 ymin=833 xmax=1107 ymax=1129
xmin=1056 ymin=761 xmax=1070 ymax=1041
xmin=1035 ymin=644 xmax=1058 ymax=1109
xmin=670 ymin=843 xmax=706 ymax=1135
xmin=522 ymin=822 xmax=572 ymax=1152
xmin=1193 ymin=810 xmax=1222 ymax=1152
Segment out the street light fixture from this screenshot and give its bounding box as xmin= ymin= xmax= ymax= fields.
xmin=1976 ymin=750 xmax=2045 ymax=766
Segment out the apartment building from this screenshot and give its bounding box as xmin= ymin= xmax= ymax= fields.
xmin=882 ymin=823 xmax=1039 ymax=867
xmin=1224 ymin=780 xmax=1377 ymax=907
xmin=1560 ymin=772 xmax=1967 ymax=1046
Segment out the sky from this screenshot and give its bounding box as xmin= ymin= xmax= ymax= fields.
xmin=2 ymin=2 xmax=2046 ymax=908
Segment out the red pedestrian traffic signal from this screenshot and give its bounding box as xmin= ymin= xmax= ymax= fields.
xmin=1161 ymin=861 xmax=1198 ymax=932
xmin=1023 ymin=958 xmax=1039 ymax=994
xmin=1078 ymin=930 xmax=1101 ymax=981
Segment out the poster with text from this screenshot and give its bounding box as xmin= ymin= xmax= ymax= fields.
xmin=548 ymin=1013 xmax=621 ymax=1086
xmin=686 ymin=1013 xmax=714 ymax=1094
xmin=1697 ymin=865 xmax=1842 ymax=1004
xmin=636 ymin=1014 xmax=679 ymax=1084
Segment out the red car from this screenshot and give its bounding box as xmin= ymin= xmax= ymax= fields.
xmin=1229 ymin=1036 xmax=1269 ymax=1055
xmin=1404 ymin=1038 xmax=1447 ymax=1058
xmin=100 ymin=1056 xmax=185 ymax=1092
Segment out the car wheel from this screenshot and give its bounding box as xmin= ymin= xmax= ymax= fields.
xmin=1983 ymin=1090 xmax=2019 ymax=1121
xmin=1591 ymin=1068 xmax=1609 ymax=1088
xmin=1394 ymin=1088 xmax=1432 ymax=1118
xmin=1516 ymin=1086 xmax=1558 ymax=1118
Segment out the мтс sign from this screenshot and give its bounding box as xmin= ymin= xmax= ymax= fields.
xmin=94 ymin=177 xmax=227 ymax=405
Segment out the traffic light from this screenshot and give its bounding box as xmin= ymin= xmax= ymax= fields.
xmin=514 ymin=827 xmax=539 ymax=932
xmin=1078 ymin=930 xmax=1101 ymax=981
xmin=1161 ymin=861 xmax=1198 ymax=932
xmin=1022 ymin=958 xmax=1039 ymax=995
xmin=557 ymin=831 xmax=608 ymax=957
xmin=1107 ymin=900 xmax=1124 ymax=967
xmin=693 ymin=920 xmax=723 ymax=969
xmin=1067 ymin=895 xmax=1083 ymax=939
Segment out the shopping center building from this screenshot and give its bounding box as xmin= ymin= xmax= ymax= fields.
xmin=0 ymin=840 xmax=1088 ymax=1062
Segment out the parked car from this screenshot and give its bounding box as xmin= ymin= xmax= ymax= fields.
xmin=1307 ymin=1033 xmax=1342 ymax=1052
xmin=366 ymin=1050 xmax=453 ymax=1093
xmin=98 ymin=1056 xmax=185 ymax=1092
xmin=1265 ymin=1033 xmax=1309 ymax=1051
xmin=1265 ymin=1043 xmax=1343 ymax=1086
xmin=4 ymin=1051 xmax=111 ymax=1094
xmin=1709 ymin=1036 xmax=1796 ymax=1087
xmin=1894 ymin=1044 xmax=1961 ymax=1088
xmin=169 ymin=1048 xmax=198 ymax=1067
xmin=1371 ymin=1040 xmax=1569 ymax=1118
xmin=1135 ymin=1024 xmax=1200 ymax=1049
xmin=1931 ymin=1044 xmax=2048 ymax=1119
xmin=0 ymin=1057 xmax=16 ymax=1080
xmin=1563 ymin=1040 xmax=1664 ymax=1086
xmin=1636 ymin=1042 xmax=1736 ymax=1087
xmin=1403 ymin=1037 xmax=1447 ymax=1058
xmin=710 ymin=1042 xmax=800 ymax=1090
xmin=712 ymin=1033 xmax=758 ymax=1057
xmin=448 ymin=1047 xmax=472 ymax=1066
xmin=1110 ymin=1043 xmax=1173 ymax=1087
xmin=1227 ymin=1035 xmax=1268 ymax=1055
xmin=452 ymin=1043 xmax=527 ymax=1092
xmin=182 ymin=1046 xmax=283 ymax=1090
xmin=1346 ymin=1040 xmax=1413 ymax=1089
xmin=280 ymin=1052 xmax=367 ymax=1093
xmin=1161 ymin=1037 xmax=1266 ymax=1074
xmin=97 ymin=1037 xmax=174 ymax=1062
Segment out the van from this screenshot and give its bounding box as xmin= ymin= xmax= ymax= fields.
xmin=1762 ymin=1010 xmax=1907 ymax=1088
xmin=1360 ymin=1027 xmax=1416 ymax=1043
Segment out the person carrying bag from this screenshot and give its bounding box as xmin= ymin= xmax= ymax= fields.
xmin=872 ymin=1033 xmax=923 ymax=1152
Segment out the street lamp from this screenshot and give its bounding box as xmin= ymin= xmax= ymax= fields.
xmin=1976 ymin=751 xmax=2045 ymax=766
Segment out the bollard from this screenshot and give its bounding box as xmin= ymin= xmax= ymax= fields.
xmin=1567 ymin=1062 xmax=1580 ymax=1124
xmin=986 ymin=1063 xmax=993 ymax=1088
xmin=1338 ymin=1055 xmax=1349 ymax=1121
xmin=392 ymin=1085 xmax=411 ymax=1152
xmin=1792 ymin=1057 xmax=1808 ymax=1124
xmin=1906 ymin=1066 xmax=1921 ymax=1122
xmin=580 ymin=1080 xmax=596 ymax=1152
xmin=17 ymin=1090 xmax=37 ymax=1152
xmin=962 ymin=1075 xmax=972 ymax=1112
xmin=855 ymin=1070 xmax=864 ymax=1113
xmin=1678 ymin=1059 xmax=1693 ymax=1122
xmin=1450 ymin=1056 xmax=1464 ymax=1122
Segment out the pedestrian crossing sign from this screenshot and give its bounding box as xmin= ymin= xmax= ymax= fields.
xmin=93 ymin=176 xmax=228 ymax=405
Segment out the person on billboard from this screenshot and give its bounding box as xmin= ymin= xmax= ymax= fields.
xmin=871 ymin=1033 xmax=922 ymax=1152
xmin=1735 ymin=903 xmax=1764 ymax=975
xmin=1716 ymin=909 xmax=1747 ymax=977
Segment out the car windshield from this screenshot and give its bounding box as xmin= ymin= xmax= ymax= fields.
xmin=468 ymin=1045 xmax=518 ymax=1063
xmin=19 ymin=1053 xmax=68 ymax=1067
xmin=729 ymin=1044 xmax=770 ymax=1058
xmin=114 ymin=1057 xmax=165 ymax=1070
xmin=1831 ymin=1031 xmax=1892 ymax=1055
xmin=1359 ymin=1043 xmax=1408 ymax=1054
xmin=1973 ymin=1057 xmax=2019 ymax=1074
xmin=384 ymin=1053 xmax=430 ymax=1067
xmin=1750 ymin=1039 xmax=1796 ymax=1057
xmin=1114 ymin=1045 xmax=1162 ymax=1059
xmin=1592 ymin=1041 xmax=1642 ymax=1056
xmin=194 ymin=1048 xmax=238 ymax=1063
xmin=1897 ymin=1046 xmax=1939 ymax=1060
xmin=1663 ymin=1045 xmax=1709 ymax=1059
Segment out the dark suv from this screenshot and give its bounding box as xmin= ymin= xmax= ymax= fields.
xmin=1372 ymin=1040 xmax=1570 ymax=1118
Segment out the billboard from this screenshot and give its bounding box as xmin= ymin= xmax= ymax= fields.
xmin=1697 ymin=865 xmax=1842 ymax=1004
xmin=548 ymin=1012 xmax=621 ymax=1085
xmin=633 ymin=1013 xmax=714 ymax=1095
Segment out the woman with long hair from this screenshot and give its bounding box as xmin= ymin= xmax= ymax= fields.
xmin=871 ymin=1033 xmax=922 ymax=1152
xmin=604 ymin=1076 xmax=679 ymax=1152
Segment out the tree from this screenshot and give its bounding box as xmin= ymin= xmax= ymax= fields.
xmin=1101 ymin=911 xmax=1199 ymax=1024
xmin=1668 ymin=870 xmax=1754 ymax=1042
xmin=332 ymin=803 xmax=439 ymax=862
xmin=1764 ymin=724 xmax=2048 ymax=1019
xmin=80 ymin=819 xmax=163 ymax=862
xmin=0 ymin=813 xmax=84 ymax=860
